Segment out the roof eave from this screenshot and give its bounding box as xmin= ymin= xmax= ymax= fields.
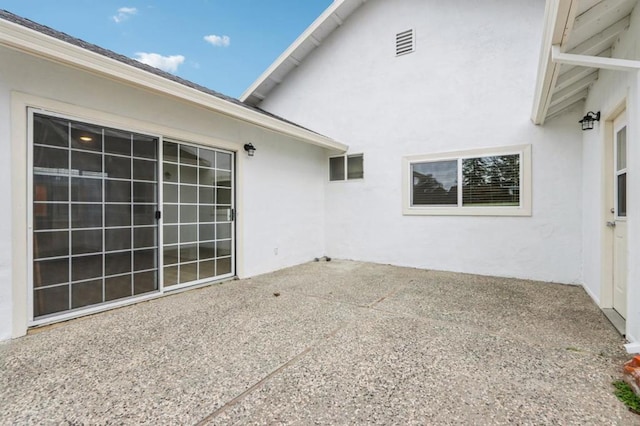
xmin=531 ymin=0 xmax=579 ymax=125
xmin=240 ymin=0 xmax=366 ymax=105
xmin=0 ymin=17 xmax=348 ymax=152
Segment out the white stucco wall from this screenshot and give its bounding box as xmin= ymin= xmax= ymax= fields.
xmin=581 ymin=4 xmax=640 ymax=344
xmin=0 ymin=46 xmax=327 ymax=340
xmin=258 ymin=0 xmax=583 ymax=283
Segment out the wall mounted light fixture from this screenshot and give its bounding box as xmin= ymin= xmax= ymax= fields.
xmin=579 ymin=111 xmax=600 ymax=131
xmin=244 ymin=143 xmax=256 ymax=156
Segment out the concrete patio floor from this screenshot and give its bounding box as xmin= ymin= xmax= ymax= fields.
xmin=1 ymin=260 xmax=638 ymax=424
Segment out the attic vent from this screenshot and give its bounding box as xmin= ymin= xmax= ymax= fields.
xmin=396 ymin=29 xmax=415 ymax=56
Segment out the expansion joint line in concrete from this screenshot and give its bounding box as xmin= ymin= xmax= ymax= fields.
xmin=195 ymin=323 xmax=346 ymax=425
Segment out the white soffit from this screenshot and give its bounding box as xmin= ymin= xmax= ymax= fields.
xmin=241 ymin=0 xmax=367 ymax=106
xmin=0 ymin=11 xmax=348 ymax=152
xmin=532 ymin=0 xmax=637 ymax=124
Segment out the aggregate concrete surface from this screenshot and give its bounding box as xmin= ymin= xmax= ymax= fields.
xmin=1 ymin=260 xmax=638 ymax=425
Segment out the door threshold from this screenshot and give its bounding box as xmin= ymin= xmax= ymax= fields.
xmin=602 ymin=308 xmax=626 ymax=336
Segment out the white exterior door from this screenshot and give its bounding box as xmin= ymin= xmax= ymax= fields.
xmin=612 ymin=111 xmax=627 ymax=318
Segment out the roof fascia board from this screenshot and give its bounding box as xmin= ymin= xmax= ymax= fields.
xmin=240 ymin=0 xmax=363 ymax=103
xmin=0 ymin=18 xmax=348 ymax=152
xmin=531 ymin=0 xmax=579 ymax=125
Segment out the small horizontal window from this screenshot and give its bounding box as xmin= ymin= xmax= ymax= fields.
xmin=402 ymin=145 xmax=531 ymax=216
xmin=329 ymin=154 xmax=363 ymax=181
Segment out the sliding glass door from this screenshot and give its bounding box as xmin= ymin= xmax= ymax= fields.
xmin=30 ymin=111 xmax=235 ymax=323
xmin=31 ymin=112 xmax=159 ymax=319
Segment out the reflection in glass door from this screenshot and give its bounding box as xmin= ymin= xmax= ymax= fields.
xmin=31 ymin=112 xmax=159 ymax=319
xmin=162 ymin=141 xmax=234 ymax=288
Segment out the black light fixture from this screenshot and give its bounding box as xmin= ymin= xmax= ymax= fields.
xmin=243 ymin=143 xmax=256 ymax=156
xmin=579 ymin=111 xmax=600 ymax=131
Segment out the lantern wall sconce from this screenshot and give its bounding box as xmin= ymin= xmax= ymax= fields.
xmin=579 ymin=111 xmax=600 ymax=131
xmin=243 ymin=143 xmax=256 ymax=156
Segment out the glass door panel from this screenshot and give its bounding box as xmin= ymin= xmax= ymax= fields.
xmin=32 ymin=112 xmax=159 ymax=320
xmin=162 ymin=142 xmax=234 ymax=288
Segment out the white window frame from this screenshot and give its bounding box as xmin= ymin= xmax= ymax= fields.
xmin=402 ymin=144 xmax=531 ymax=216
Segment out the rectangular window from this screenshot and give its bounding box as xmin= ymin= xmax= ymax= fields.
xmin=403 ymin=145 xmax=531 ymax=216
xmin=329 ymin=154 xmax=363 ymax=181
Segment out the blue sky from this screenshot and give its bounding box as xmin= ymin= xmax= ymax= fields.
xmin=0 ymin=1 xmax=333 ymax=98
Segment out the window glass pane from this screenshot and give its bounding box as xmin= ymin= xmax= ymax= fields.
xmin=34 ymin=115 xmax=68 ymax=148
xmin=199 ymin=224 xmax=215 ymax=241
xmin=198 ymin=149 xmax=216 ymax=168
xmin=179 ymin=263 xmax=198 ymax=283
xmin=105 ymin=228 xmax=131 ymax=252
xmin=106 ymin=180 xmax=131 ymax=203
xmin=199 ymin=205 xmax=216 ymax=223
xmin=164 ymin=266 xmax=178 ymax=287
xmin=199 ymin=242 xmax=215 ymax=260
xmin=164 ymin=225 xmax=178 ymax=244
xmin=34 ymin=231 xmax=69 ymax=259
xmin=180 ymin=165 xmax=198 ymax=184
xmin=133 ymin=205 xmax=156 ymax=226
xmin=199 ymin=260 xmax=215 ymax=280
xmin=71 ymin=280 xmax=103 ymax=309
xmin=329 ymin=157 xmax=345 ymax=181
xmin=72 ymin=204 xmax=103 ymax=228
xmin=199 ymin=168 xmax=215 ymax=186
xmin=164 ymin=245 xmax=179 ymax=265
xmin=180 ymin=224 xmax=197 ymax=243
xmin=34 ymin=285 xmax=69 ymax=317
xmin=411 ymin=160 xmax=458 ymax=205
xmin=134 ymin=271 xmax=157 ymax=294
xmin=134 ymin=249 xmax=156 ymax=271
xmin=163 ymin=162 xmax=178 ymax=182
xmin=216 ymin=170 xmax=231 ymax=187
xmin=105 ymin=155 xmax=131 ymax=180
xmin=104 ymin=129 xmax=131 ymax=156
xmin=180 ymin=205 xmax=197 ymax=223
xmin=34 ymin=175 xmax=68 ymax=202
xmin=618 ymin=173 xmax=627 ymax=217
xmin=72 ymin=230 xmax=102 ymax=255
xmin=199 ymin=187 xmax=214 ymax=204
xmin=71 ymin=178 xmax=102 ymax=202
xmin=105 ymin=275 xmax=132 ymax=301
xmin=217 ymin=258 xmax=232 ymax=275
xmin=217 ymin=152 xmax=232 ymax=171
xmin=180 ymin=244 xmax=198 ymax=262
xmin=216 ymin=240 xmax=232 ymax=257
xmin=105 ymin=204 xmax=131 ymax=227
xmin=180 ymin=185 xmax=197 ymax=203
xmin=134 ymin=227 xmax=156 ymax=248
xmin=105 ymin=252 xmax=131 ymax=276
xmin=70 ymin=122 xmax=102 ymax=152
xmin=34 ymin=146 xmax=69 ymax=172
xmin=133 ymin=182 xmax=156 ymax=203
xmin=216 ymin=188 xmax=231 ymax=205
xmin=347 ymin=155 xmax=363 ymax=179
xmin=34 ymin=258 xmax=68 ymax=287
xmin=72 ymin=254 xmax=102 ymax=281
xmin=164 ymin=184 xmax=178 ymax=203
xmin=216 ymin=223 xmax=231 ymax=240
xmin=163 ymin=141 xmax=178 ymax=162
xmin=164 ymin=205 xmax=178 ymax=223
xmin=617 ymin=127 xmax=627 ymax=171
xmin=133 ymin=159 xmax=156 ymax=181
xmin=179 ymin=146 xmax=199 ymax=165
xmin=34 ymin=203 xmax=69 ymax=230
xmin=462 ymin=155 xmax=519 ymax=206
xmin=133 ymin=136 xmax=158 ymax=159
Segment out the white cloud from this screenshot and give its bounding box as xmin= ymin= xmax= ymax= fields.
xmin=134 ymin=52 xmax=185 ymax=73
xmin=204 ymin=34 xmax=231 ymax=47
xmin=113 ymin=7 xmax=137 ymax=23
